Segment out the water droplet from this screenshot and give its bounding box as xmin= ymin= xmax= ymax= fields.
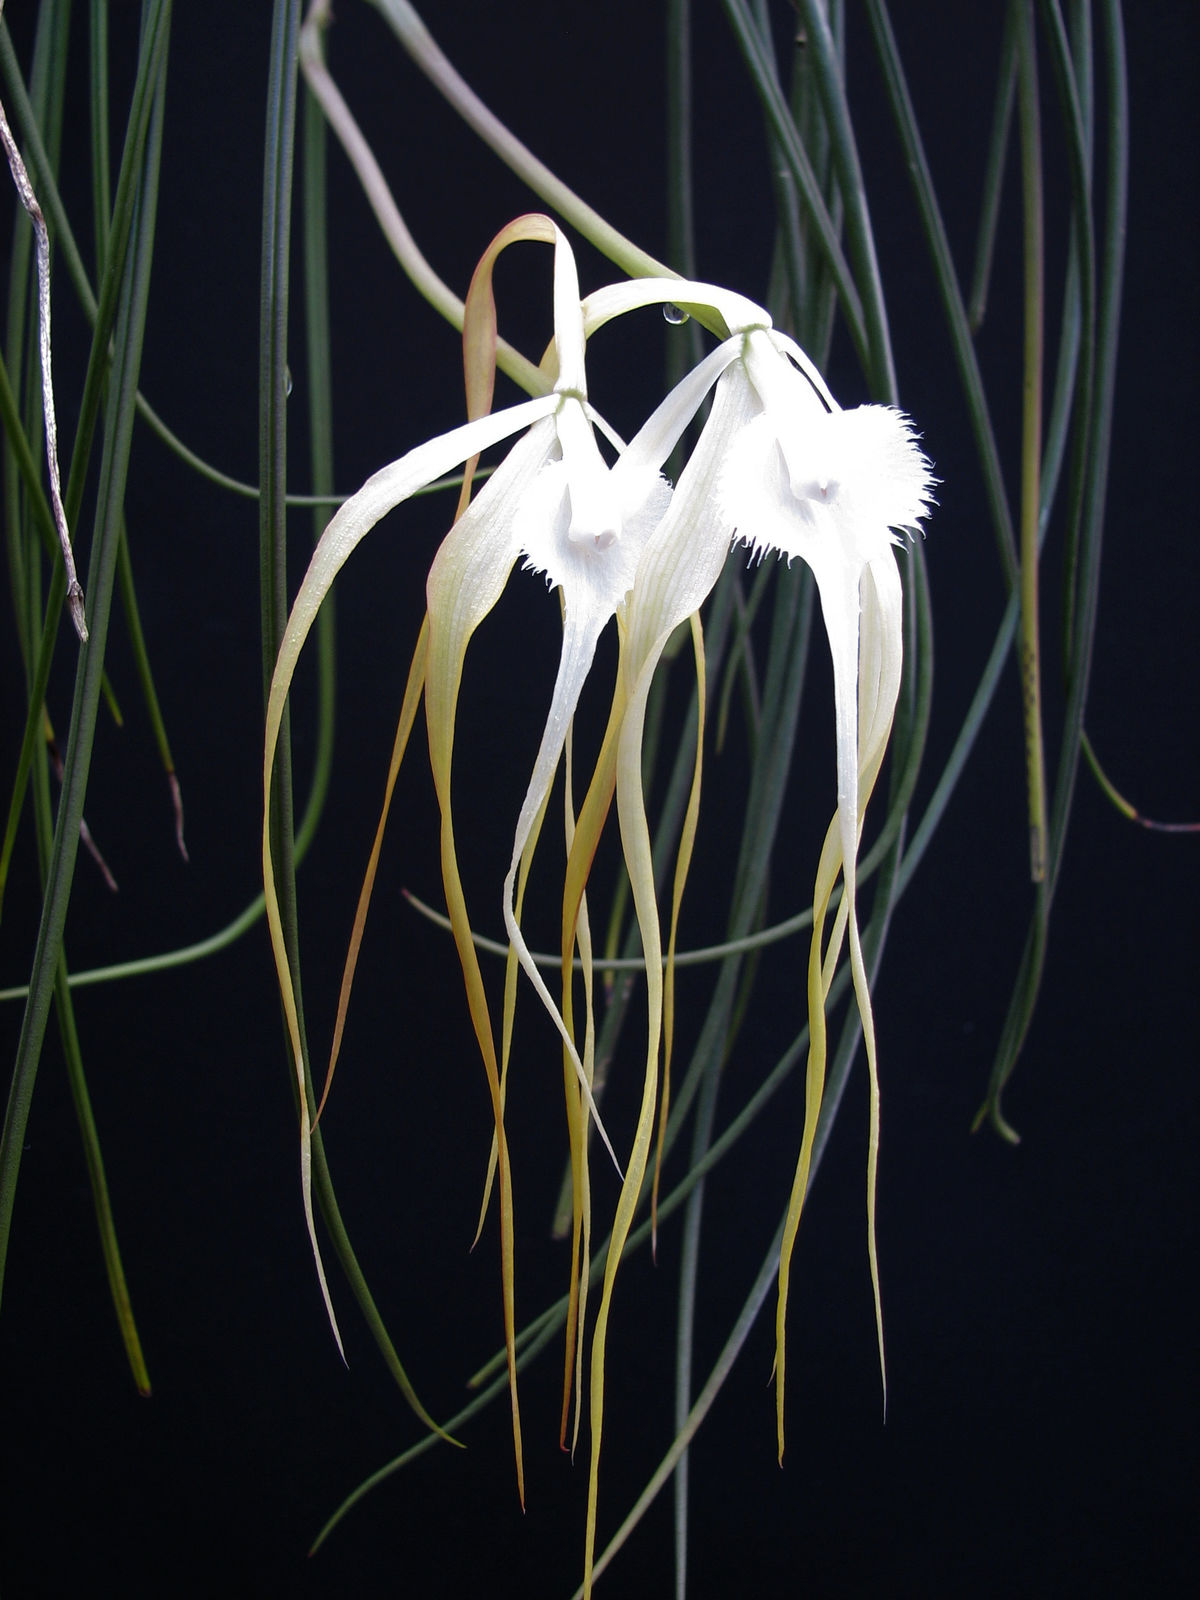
xmin=284 ymin=366 xmax=294 ymax=398
xmin=662 ymin=303 xmax=689 ymax=325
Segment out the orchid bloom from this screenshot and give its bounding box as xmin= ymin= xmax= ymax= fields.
xmin=560 ymin=279 xmax=932 ymax=1592
xmin=263 ymin=221 xmax=932 ymax=1591
xmin=264 ymin=218 xmax=719 ymax=1497
xmin=709 ymin=327 xmax=931 ymax=1451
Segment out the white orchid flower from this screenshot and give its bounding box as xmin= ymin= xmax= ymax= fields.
xmin=262 ymin=217 xmax=716 ymax=1500
xmin=554 ymin=281 xmax=932 ymax=1593
xmin=263 ymin=219 xmax=931 ymax=1577
xmin=718 ymin=331 xmax=931 ymax=1447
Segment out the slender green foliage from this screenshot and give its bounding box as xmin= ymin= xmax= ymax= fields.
xmin=0 ymin=4 xmax=1163 ymax=1595
xmin=1 ymin=0 xmax=173 ymax=1314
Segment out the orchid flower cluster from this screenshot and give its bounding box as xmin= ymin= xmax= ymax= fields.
xmin=263 ymin=214 xmax=932 ymax=1590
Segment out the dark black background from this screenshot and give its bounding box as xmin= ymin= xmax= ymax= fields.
xmin=1 ymin=3 xmax=1196 ymax=1595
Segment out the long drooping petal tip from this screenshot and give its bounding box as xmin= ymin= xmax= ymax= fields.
xmin=262 ymin=842 xmax=346 ymax=1363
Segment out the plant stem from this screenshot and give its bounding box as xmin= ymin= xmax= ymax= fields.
xmin=1016 ymin=0 xmax=1048 ymax=883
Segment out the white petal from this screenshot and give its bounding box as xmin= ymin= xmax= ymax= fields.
xmin=762 ymin=328 xmax=840 ymax=413
xmin=623 ymin=361 xmax=759 ymax=678
xmin=742 ymin=327 xmax=833 ymax=434
xmin=721 ymin=405 xmax=931 ymax=573
xmin=517 ymin=457 xmax=670 ymax=620
xmin=500 ymin=604 xmax=611 ymax=1129
xmin=858 ymin=552 xmax=905 ymax=783
xmin=425 ymin=415 xmax=560 ymax=662
xmin=550 ymin=222 xmax=589 ymax=396
xmin=825 ymin=405 xmax=936 ymax=542
xmin=552 ymin=397 xmax=623 ymax=548
xmin=814 ymin=553 xmax=865 ymax=893
xmin=274 ymin=394 xmax=557 ymax=687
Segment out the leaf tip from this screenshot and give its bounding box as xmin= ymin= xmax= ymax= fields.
xmin=68 ymin=581 xmax=89 ymax=643
xmin=168 ymin=772 xmax=188 ymax=861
